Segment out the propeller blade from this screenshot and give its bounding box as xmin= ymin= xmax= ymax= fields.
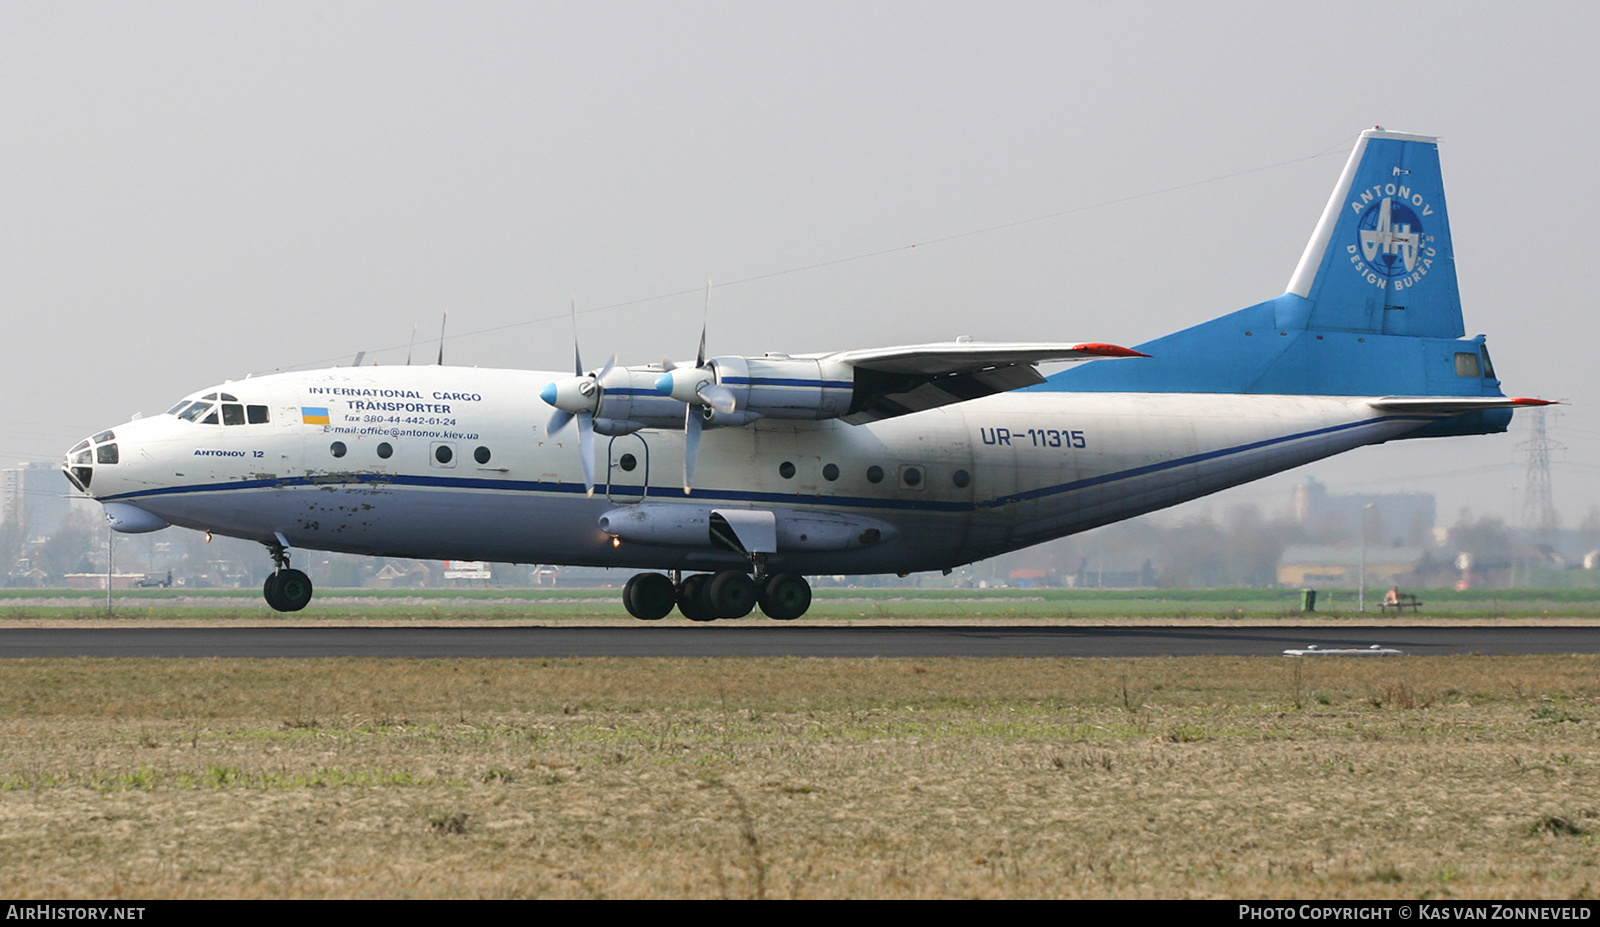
xmin=699 ymin=383 xmax=737 ymax=415
xmin=696 ymin=280 xmax=710 ymax=368
xmin=578 ymin=412 xmax=596 ymax=496
xmin=683 ymin=406 xmax=702 ymax=493
xmin=546 ymin=409 xmax=574 ymax=437
xmin=571 ymin=300 xmax=584 ymax=376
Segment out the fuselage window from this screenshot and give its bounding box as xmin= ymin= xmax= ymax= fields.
xmin=474 ymin=446 xmax=491 ymax=465
xmin=952 ymin=469 xmax=971 ymax=488
xmin=221 ymin=404 xmax=246 ymax=426
xmin=901 ymin=466 xmax=923 ymax=488
xmin=96 ymin=444 xmax=119 ymax=465
xmin=247 ymin=405 xmax=269 ymax=424
xmin=822 ymin=463 xmax=840 ymax=481
xmin=330 ymin=441 xmax=347 ymax=458
xmin=435 ymin=444 xmax=454 ymax=465
xmin=778 ymin=461 xmax=796 ymax=479
xmin=377 ymin=442 xmax=393 ymax=459
xmin=618 ymin=453 xmax=636 ymax=472
xmin=866 ymin=465 xmax=884 ymax=484
xmin=1454 ymin=352 xmax=1481 ymax=378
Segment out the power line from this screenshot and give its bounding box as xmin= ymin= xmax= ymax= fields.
xmin=260 ymin=138 xmax=1354 ymax=375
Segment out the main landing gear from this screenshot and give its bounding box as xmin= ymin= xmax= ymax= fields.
xmin=262 ymin=541 xmax=313 ymax=612
xmin=622 ymin=570 xmax=812 ymax=621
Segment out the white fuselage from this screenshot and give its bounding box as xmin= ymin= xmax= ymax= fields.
xmin=78 ymin=365 xmax=1428 ymax=574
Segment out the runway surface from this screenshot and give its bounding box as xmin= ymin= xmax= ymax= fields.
xmin=0 ymin=625 xmax=1595 ymax=658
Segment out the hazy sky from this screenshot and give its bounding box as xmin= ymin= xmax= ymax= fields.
xmin=3 ymin=1 xmax=1595 ymax=528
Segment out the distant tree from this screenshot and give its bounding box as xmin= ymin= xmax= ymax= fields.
xmin=1448 ymin=509 xmax=1513 ymax=569
xmin=34 ymin=510 xmax=100 ymax=580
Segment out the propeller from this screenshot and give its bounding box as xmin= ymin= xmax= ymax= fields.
xmin=539 ymin=302 xmax=614 ymax=495
xmin=651 ymin=281 xmax=736 ymax=492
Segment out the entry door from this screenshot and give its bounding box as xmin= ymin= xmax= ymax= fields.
xmin=606 ymin=434 xmax=650 ymax=504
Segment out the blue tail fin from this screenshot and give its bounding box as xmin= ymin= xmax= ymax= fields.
xmin=1288 ymin=128 xmax=1461 ymax=337
xmin=1048 ymin=128 xmax=1508 ymax=434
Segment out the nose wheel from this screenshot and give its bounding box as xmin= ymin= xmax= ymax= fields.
xmin=262 ymin=540 xmax=313 ymax=612
xmin=263 ymin=569 xmax=314 ymax=612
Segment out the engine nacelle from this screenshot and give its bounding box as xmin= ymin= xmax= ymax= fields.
xmin=656 ymin=355 xmax=854 ymax=422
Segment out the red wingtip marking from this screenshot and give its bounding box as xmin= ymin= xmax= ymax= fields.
xmin=1510 ymin=397 xmax=1557 ymax=406
xmin=1073 ymin=343 xmax=1150 ymax=358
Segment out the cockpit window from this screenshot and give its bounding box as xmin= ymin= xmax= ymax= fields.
xmin=72 ymin=449 xmax=92 ymax=465
xmin=220 ymin=393 xmax=238 ymax=402
xmin=167 ymin=401 xmax=192 ymax=416
xmin=92 ymin=430 xmax=115 ymax=443
xmin=178 ymin=403 xmax=214 ymax=423
xmin=221 ymin=403 xmax=246 ymax=426
xmin=247 ymin=405 xmax=269 ymax=424
xmin=201 ymin=408 xmax=219 ymax=425
xmin=96 ymin=444 xmax=119 ymax=465
xmin=70 ymin=440 xmax=89 ymax=454
xmin=1481 ymin=346 xmax=1497 ymax=380
xmin=201 ymin=393 xmax=218 ymax=400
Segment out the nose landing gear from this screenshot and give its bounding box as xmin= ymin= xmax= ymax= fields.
xmin=621 ymin=570 xmax=811 ymax=621
xmin=262 ymin=540 xmax=314 ymax=612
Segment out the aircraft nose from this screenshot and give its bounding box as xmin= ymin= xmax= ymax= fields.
xmin=62 ymin=428 xmax=119 ymax=494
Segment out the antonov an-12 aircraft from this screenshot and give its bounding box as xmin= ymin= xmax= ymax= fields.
xmin=65 ymin=128 xmax=1547 ymax=620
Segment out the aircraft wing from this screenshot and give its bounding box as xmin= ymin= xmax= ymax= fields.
xmin=1369 ymin=396 xmax=1555 ymax=416
xmin=813 ymin=341 xmax=1147 ymax=424
xmin=822 ymin=341 xmax=1147 ymax=375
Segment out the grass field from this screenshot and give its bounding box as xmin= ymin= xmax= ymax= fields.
xmin=1 ymin=654 xmax=1598 ymax=898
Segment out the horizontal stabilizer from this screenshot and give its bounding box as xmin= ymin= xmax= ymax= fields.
xmin=1369 ymin=396 xmax=1554 ymax=416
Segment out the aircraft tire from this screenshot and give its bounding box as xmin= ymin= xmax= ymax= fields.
xmin=262 ymin=575 xmax=286 ymax=611
xmin=677 ymin=574 xmax=717 ymax=622
xmin=624 ymin=572 xmax=676 ymax=621
xmin=708 ymin=570 xmax=758 ymax=619
xmin=759 ymin=573 xmax=811 ymax=620
xmin=273 ymin=569 xmax=314 ymax=612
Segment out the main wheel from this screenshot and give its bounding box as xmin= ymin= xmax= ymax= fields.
xmin=624 ymin=572 xmax=676 ymax=621
xmin=708 ymin=570 xmax=758 ymax=619
xmin=759 ymin=573 xmax=811 ymax=620
xmin=677 ymin=573 xmax=717 ymax=622
xmin=270 ymin=569 xmax=314 ymax=613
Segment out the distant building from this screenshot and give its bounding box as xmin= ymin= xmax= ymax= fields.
xmin=3 ymin=462 xmax=71 ymax=541
xmin=1277 ymin=545 xmax=1428 ymax=588
xmin=1293 ymin=477 xmax=1435 ymax=548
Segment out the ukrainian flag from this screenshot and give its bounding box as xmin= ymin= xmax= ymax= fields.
xmin=301 ymin=407 xmax=331 ymax=425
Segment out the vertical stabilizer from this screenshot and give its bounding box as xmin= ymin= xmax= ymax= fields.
xmin=1286 ymin=128 xmax=1463 ymax=338
xmin=1047 ymin=127 xmax=1502 ymax=424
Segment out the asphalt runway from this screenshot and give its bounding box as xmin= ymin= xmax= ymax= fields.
xmin=0 ymin=625 xmax=1595 ymax=658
